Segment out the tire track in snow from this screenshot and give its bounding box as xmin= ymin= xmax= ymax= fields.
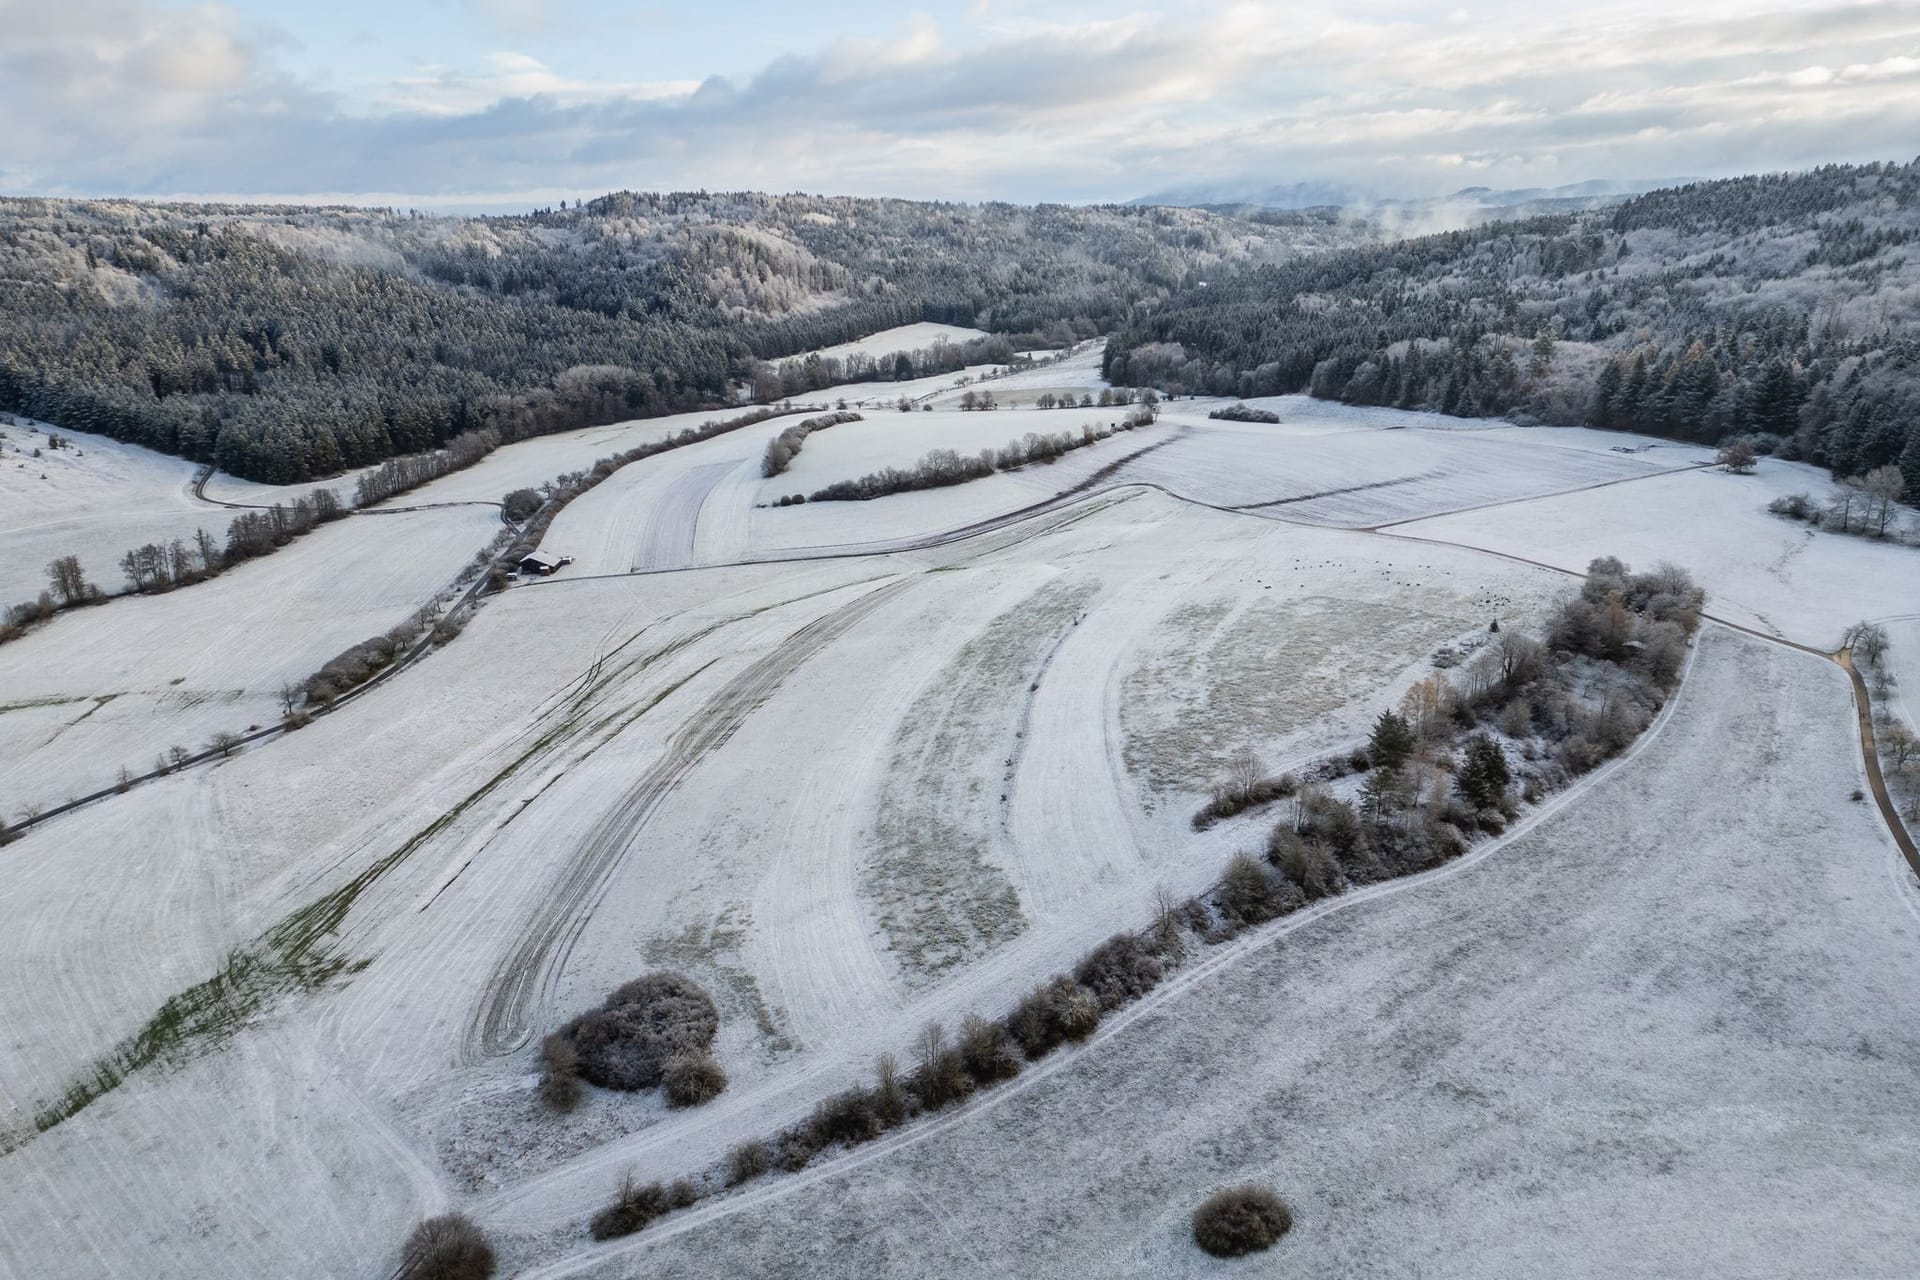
xmin=469 ymin=574 xmax=918 ymax=1058
xmin=500 ymin=630 xmax=1713 ymax=1280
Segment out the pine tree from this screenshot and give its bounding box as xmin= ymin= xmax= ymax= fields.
xmin=1368 ymin=710 xmax=1417 ymax=773
xmin=1455 ymin=734 xmax=1511 ymax=810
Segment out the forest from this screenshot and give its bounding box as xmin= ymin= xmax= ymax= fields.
xmin=1106 ymin=161 xmax=1920 ymax=496
xmin=0 ymin=194 xmax=1346 ymax=482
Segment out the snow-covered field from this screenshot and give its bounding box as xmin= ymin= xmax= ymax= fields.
xmin=0 ymin=504 xmax=500 ymax=817
xmin=549 ymin=629 xmax=1920 ymax=1280
xmin=0 ymin=419 xmax=211 ymax=605
xmin=802 ymin=322 xmax=987 ymax=363
xmin=1395 ymin=455 xmax=1910 ymax=649
xmin=2 ymin=333 xmax=1915 ymax=1280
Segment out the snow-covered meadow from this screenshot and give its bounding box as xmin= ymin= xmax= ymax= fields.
xmin=1 ymin=336 xmax=1914 ymax=1280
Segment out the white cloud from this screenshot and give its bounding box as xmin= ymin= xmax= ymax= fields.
xmin=2 ymin=0 xmax=1917 ymax=202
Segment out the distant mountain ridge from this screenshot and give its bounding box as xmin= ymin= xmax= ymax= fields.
xmin=1132 ymin=177 xmax=1682 ymax=231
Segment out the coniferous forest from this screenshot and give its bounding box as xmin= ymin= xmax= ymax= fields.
xmin=0 ymin=194 xmax=1347 ymax=481
xmin=1107 ymin=161 xmax=1920 ymax=496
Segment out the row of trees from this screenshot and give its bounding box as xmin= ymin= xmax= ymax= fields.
xmin=3 ymin=489 xmax=347 ymax=645
xmin=797 ymin=415 xmax=1148 ymax=503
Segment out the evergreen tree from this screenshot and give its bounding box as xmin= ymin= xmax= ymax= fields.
xmin=1455 ymin=734 xmax=1512 ymax=810
xmin=1368 ymin=710 xmax=1417 ymax=773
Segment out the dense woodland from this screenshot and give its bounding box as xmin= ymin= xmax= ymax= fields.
xmin=1107 ymin=161 xmax=1920 ymax=497
xmin=0 ymin=194 xmax=1345 ymax=481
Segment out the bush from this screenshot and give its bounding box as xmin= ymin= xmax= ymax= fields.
xmin=559 ymin=971 xmax=719 ymax=1092
xmin=1269 ymin=830 xmax=1344 ymax=900
xmin=397 ymin=1213 xmax=496 ymax=1280
xmin=1218 ymin=851 xmax=1301 ymax=929
xmin=661 ymin=1050 xmax=728 ymax=1108
xmin=957 ymin=1014 xmax=1023 ymax=1085
xmin=502 ymin=488 xmax=543 ymax=521
xmin=538 ymin=1032 xmax=582 ymax=1111
xmin=1191 ymin=1185 xmax=1292 ymax=1257
xmin=1073 ymin=932 xmax=1165 ymax=1011
xmin=1207 ymin=403 xmax=1281 ymax=423
xmin=590 ymin=1175 xmax=670 ymax=1241
xmin=1005 ymin=976 xmax=1101 ymax=1058
xmin=726 ymin=1140 xmax=770 ymax=1186
xmin=911 ymin=1023 xmax=977 ymax=1111
xmin=808 ymin=1087 xmax=885 ymax=1148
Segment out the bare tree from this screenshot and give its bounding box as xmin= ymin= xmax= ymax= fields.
xmin=1716 ymin=439 xmax=1757 ymax=473
xmin=208 ymin=731 xmax=241 ymax=757
xmin=1862 ymin=465 xmax=1906 ymax=538
xmin=45 ymin=555 xmax=89 ymax=606
xmin=1496 ymin=629 xmax=1547 ymax=689
xmin=1222 ymin=746 xmax=1266 ymax=804
xmin=1848 ymin=621 xmax=1890 ymax=667
xmin=1884 ymin=722 xmax=1917 ymax=772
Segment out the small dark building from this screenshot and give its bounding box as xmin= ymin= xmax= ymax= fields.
xmin=517 ymin=551 xmax=573 ymax=575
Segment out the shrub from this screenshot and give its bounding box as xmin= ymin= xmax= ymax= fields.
xmin=502 ymin=488 xmax=543 ymax=521
xmin=1269 ymin=830 xmax=1343 ymax=900
xmin=808 ymin=1087 xmax=885 ymax=1148
xmin=559 ymin=971 xmax=719 ymax=1092
xmin=589 ymin=1175 xmax=670 ymax=1241
xmin=726 ymin=1139 xmax=770 ymax=1186
xmin=661 ymin=1050 xmax=728 ymax=1108
xmin=397 ymin=1213 xmax=496 ymax=1280
xmin=957 ymin=1014 xmax=1022 ymax=1085
xmin=873 ymin=1053 xmax=910 ymax=1125
xmin=538 ymin=1033 xmax=582 ymax=1111
xmin=1191 ymin=1185 xmax=1292 ymax=1257
xmin=1073 ymin=932 xmax=1165 ymax=1011
xmin=1005 ymin=976 xmax=1101 ymax=1058
xmin=1218 ymin=851 xmax=1300 ymax=928
xmin=911 ymin=1023 xmax=977 ymax=1110
xmin=1207 ymin=403 xmax=1281 ymax=424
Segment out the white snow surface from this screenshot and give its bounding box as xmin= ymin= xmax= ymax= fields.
xmin=3 ymin=333 xmax=1917 ymax=1280
xmin=1396 ymin=455 xmax=1916 ymax=650
xmin=534 ymin=629 xmax=1920 ymax=1280
xmin=801 ymin=322 xmax=988 ymax=363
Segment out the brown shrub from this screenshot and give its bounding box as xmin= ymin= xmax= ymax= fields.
xmin=1073 ymin=932 xmax=1164 ymax=1011
xmin=397 ymin=1213 xmax=496 ymax=1280
xmin=538 ymin=1032 xmax=582 ymax=1111
xmin=589 ymin=1175 xmax=670 ymax=1241
xmin=1005 ymin=976 xmax=1101 ymax=1059
xmin=807 ymin=1087 xmax=885 ymax=1148
xmin=726 ymin=1140 xmax=769 ymax=1186
xmin=1191 ymin=1185 xmax=1292 ymax=1257
xmin=559 ymin=971 xmax=718 ymax=1092
xmin=661 ymin=1050 xmax=728 ymax=1108
xmin=957 ymin=1014 xmax=1022 ymax=1085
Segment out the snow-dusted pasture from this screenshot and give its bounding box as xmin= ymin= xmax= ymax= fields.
xmin=801 ymin=322 xmax=987 ymax=363
xmin=0 ymin=504 xmax=499 ymax=817
xmin=1396 ymin=456 xmax=1913 ymax=650
xmin=548 ymin=629 xmax=1920 ymax=1280
xmin=3 ymin=333 xmax=1916 ymax=1280
xmin=0 ymin=419 xmax=211 ymax=604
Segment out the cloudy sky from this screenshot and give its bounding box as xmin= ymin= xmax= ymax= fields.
xmin=3 ymin=0 xmax=1917 ymax=206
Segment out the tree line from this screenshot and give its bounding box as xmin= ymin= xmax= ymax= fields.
xmin=1106 ymin=161 xmax=1920 ymax=502
xmin=0 ymin=194 xmax=1344 ymax=482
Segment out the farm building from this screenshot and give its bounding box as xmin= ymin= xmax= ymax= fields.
xmin=517 ymin=551 xmax=573 ymax=575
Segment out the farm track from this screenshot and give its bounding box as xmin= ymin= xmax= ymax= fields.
xmin=469 ymin=574 xmax=918 ymax=1058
